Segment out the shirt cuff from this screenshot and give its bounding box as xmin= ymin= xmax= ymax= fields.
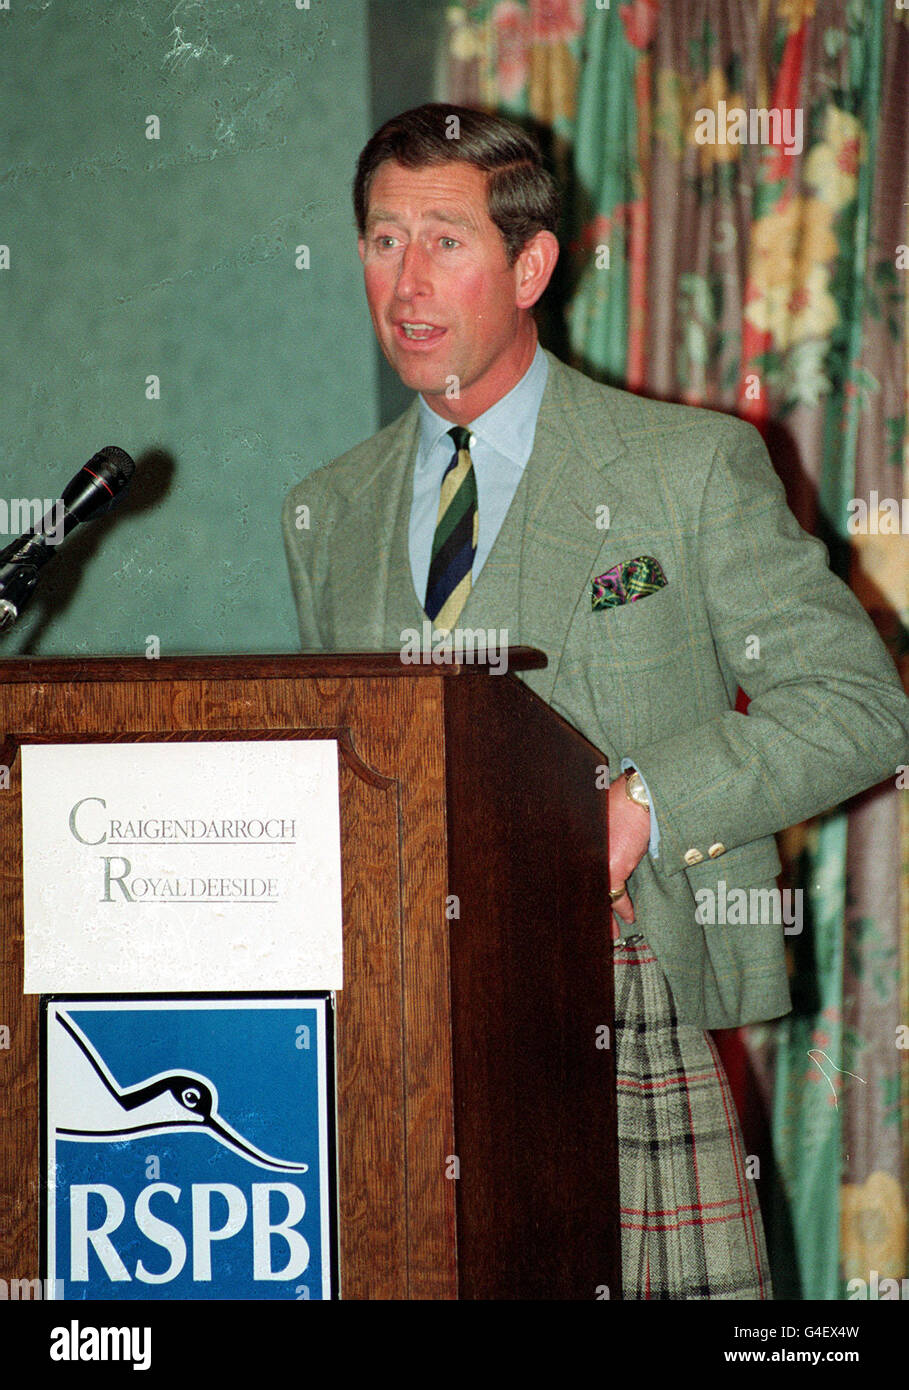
xmin=621 ymin=758 xmax=660 ymax=860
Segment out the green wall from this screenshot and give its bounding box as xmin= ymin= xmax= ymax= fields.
xmin=0 ymin=0 xmax=380 ymax=655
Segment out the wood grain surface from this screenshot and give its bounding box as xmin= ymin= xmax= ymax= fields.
xmin=0 ymin=653 xmax=617 ymax=1300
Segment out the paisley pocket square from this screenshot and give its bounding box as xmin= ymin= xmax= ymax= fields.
xmin=591 ymin=555 xmax=668 ymax=610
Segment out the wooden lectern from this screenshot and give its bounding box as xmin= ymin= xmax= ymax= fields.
xmin=0 ymin=652 xmax=620 ymax=1300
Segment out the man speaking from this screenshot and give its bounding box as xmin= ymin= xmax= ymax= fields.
xmin=283 ymin=104 xmax=909 ymax=1299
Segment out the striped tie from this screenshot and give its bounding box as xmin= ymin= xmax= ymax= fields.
xmin=424 ymin=425 xmax=478 ymax=635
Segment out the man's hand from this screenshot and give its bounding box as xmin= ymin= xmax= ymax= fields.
xmin=607 ymin=773 xmax=651 ymax=938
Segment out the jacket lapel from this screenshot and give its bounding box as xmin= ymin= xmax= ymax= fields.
xmin=381 ymin=410 xmax=426 ymax=643
xmin=513 ymin=351 xmax=629 ymax=703
xmin=321 ymin=401 xmax=422 ymax=648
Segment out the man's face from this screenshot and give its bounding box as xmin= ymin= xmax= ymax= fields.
xmin=358 ymin=160 xmax=538 ymax=421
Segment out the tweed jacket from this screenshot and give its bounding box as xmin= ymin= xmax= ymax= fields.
xmin=282 ymin=349 xmax=909 ymax=1029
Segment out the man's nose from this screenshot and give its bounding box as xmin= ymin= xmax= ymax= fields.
xmin=394 ymin=239 xmax=433 ymax=299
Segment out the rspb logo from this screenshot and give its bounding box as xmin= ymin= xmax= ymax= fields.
xmin=42 ymin=997 xmax=336 ymax=1300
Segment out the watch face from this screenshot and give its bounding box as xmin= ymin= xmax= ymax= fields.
xmin=626 ymin=773 xmax=649 ymax=808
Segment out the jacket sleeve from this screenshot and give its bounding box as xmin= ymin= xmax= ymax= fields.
xmin=626 ymin=418 xmax=909 ymax=878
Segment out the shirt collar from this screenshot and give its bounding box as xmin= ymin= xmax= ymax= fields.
xmin=417 ymin=340 xmax=548 ymax=467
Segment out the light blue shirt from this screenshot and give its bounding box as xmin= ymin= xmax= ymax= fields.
xmin=409 ymin=342 xmax=548 ymax=597
xmin=407 ymin=341 xmax=659 ymax=859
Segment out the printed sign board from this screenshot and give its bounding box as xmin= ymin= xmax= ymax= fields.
xmin=42 ymin=995 xmax=337 ymax=1300
xmin=22 ymin=740 xmax=344 ymax=992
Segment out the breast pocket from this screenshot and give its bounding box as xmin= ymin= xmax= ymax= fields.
xmin=590 ymin=583 xmax=680 ymax=665
xmin=572 ymin=578 xmax=719 ymax=748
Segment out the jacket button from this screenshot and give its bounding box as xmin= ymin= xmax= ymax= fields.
xmin=684 ymin=848 xmax=704 ymax=866
xmin=708 ymin=842 xmax=726 ymax=858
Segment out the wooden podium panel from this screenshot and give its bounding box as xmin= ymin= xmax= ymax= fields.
xmin=0 ymin=652 xmax=619 ymax=1299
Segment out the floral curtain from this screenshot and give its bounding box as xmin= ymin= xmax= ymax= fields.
xmin=444 ymin=0 xmax=908 ymax=1300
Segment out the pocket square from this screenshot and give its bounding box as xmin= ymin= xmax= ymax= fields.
xmin=591 ymin=555 xmax=668 ymax=610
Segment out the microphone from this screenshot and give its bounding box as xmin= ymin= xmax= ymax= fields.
xmin=0 ymin=445 xmax=136 ymax=632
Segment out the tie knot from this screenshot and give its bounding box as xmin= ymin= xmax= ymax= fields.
xmin=448 ymin=425 xmax=473 ymax=454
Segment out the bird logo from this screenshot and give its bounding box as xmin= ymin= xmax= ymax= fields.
xmin=49 ymin=1009 xmax=308 ymax=1173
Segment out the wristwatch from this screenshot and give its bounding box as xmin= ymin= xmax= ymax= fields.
xmin=624 ymin=769 xmax=650 ymax=812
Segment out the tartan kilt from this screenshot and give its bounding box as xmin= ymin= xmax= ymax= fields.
xmin=613 ymin=935 xmax=772 ymax=1300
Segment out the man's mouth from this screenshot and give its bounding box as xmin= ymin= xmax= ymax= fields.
xmin=395 ymin=322 xmax=446 ymax=343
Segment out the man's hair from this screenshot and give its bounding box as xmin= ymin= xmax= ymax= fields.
xmin=353 ymin=103 xmax=560 ymax=266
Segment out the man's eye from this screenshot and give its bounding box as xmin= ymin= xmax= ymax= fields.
xmin=375 ymin=236 xmax=398 ymax=249
xmin=439 ymin=237 xmax=459 ymax=250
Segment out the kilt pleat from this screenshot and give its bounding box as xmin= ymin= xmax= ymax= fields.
xmin=613 ymin=935 xmax=772 ymax=1300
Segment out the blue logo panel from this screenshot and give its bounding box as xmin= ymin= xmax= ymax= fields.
xmin=43 ymin=996 xmax=336 ymax=1300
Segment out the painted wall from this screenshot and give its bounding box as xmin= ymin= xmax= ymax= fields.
xmin=1 ymin=0 xmax=383 ymax=655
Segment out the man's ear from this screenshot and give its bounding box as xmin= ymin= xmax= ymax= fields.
xmin=513 ymin=230 xmax=560 ymax=310
xmin=357 ymin=237 xmax=366 ymax=264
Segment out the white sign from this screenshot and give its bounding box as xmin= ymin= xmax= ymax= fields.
xmin=22 ymin=741 xmax=343 ymax=992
